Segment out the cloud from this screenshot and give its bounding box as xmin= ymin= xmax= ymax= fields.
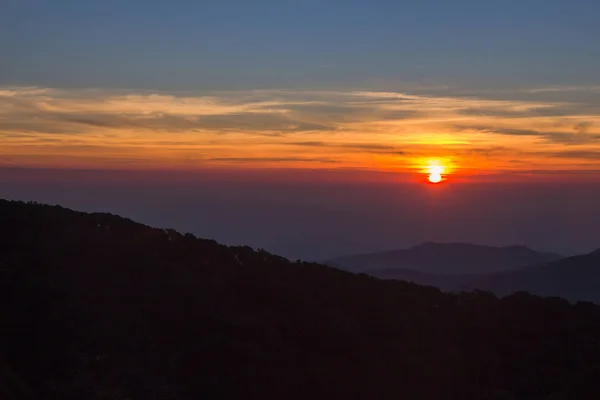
xmin=1 ymin=85 xmax=600 ymax=170
xmin=462 ymin=146 xmax=513 ymax=157
xmin=0 ymin=91 xmax=335 ymax=134
xmin=458 ymin=103 xmax=600 ymax=120
xmin=574 ymin=121 xmax=593 ymax=134
xmin=194 ymin=113 xmax=334 ymax=132
xmin=288 ymin=141 xmax=404 ymax=154
xmin=546 ymin=150 xmax=600 ymax=160
xmin=209 ymin=157 xmax=340 ymax=163
xmin=524 ymin=86 xmax=600 ymax=94
xmin=264 ymin=103 xmax=420 ymax=124
xmin=454 ymin=125 xmax=600 ymax=144
xmin=454 ymin=125 xmax=540 ymax=136
xmin=289 ymin=141 xmax=327 ymax=147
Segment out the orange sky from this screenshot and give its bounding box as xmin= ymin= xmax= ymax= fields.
xmin=2 ymin=86 xmax=600 ymax=180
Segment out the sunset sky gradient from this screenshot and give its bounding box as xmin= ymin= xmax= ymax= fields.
xmin=2 ymin=0 xmax=600 ymax=258
xmin=2 ymin=85 xmax=600 ymax=178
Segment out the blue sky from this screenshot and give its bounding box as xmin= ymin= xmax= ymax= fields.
xmin=2 ymin=0 xmax=600 ymax=90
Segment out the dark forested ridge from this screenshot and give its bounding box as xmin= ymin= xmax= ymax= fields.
xmin=2 ymin=199 xmax=600 ymax=400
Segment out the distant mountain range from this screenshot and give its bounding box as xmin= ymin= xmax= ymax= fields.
xmin=459 ymin=250 xmax=600 ymax=303
xmin=326 ymin=242 xmax=563 ymax=275
xmin=326 ymin=242 xmax=562 ymax=275
xmin=327 ymin=242 xmax=600 ymax=303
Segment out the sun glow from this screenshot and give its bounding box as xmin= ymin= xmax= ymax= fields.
xmin=425 ymin=163 xmax=446 ymax=184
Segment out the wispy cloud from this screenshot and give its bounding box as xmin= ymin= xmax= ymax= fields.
xmin=2 ymin=85 xmax=600 ymax=172
xmin=288 ymin=141 xmax=404 ymax=154
xmin=209 ymin=157 xmax=340 ymax=163
xmin=454 ymin=125 xmax=600 ymax=145
xmin=546 ymin=150 xmax=600 ymax=160
xmin=523 ymin=85 xmax=600 ymax=94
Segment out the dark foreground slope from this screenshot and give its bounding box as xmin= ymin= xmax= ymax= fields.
xmin=360 ymin=267 xmax=480 ymax=291
xmin=2 ymin=200 xmax=600 ymax=400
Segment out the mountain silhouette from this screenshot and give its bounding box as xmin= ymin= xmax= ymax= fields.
xmin=358 ymin=268 xmax=481 ymax=291
xmin=3 ymin=199 xmax=600 ymax=399
xmin=327 ymin=242 xmax=562 ymax=275
xmin=459 ymin=250 xmax=600 ymax=303
xmin=328 ymin=243 xmax=600 ymax=303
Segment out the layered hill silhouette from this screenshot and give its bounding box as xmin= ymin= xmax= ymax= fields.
xmin=328 ymin=243 xmax=600 ymax=303
xmin=327 ymin=242 xmax=563 ymax=275
xmin=459 ymin=250 xmax=600 ymax=303
xmin=3 ymin=199 xmax=600 ymax=399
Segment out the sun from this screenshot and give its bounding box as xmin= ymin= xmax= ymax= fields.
xmin=426 ymin=164 xmax=445 ymax=184
xmin=428 ymin=172 xmax=442 ymax=183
